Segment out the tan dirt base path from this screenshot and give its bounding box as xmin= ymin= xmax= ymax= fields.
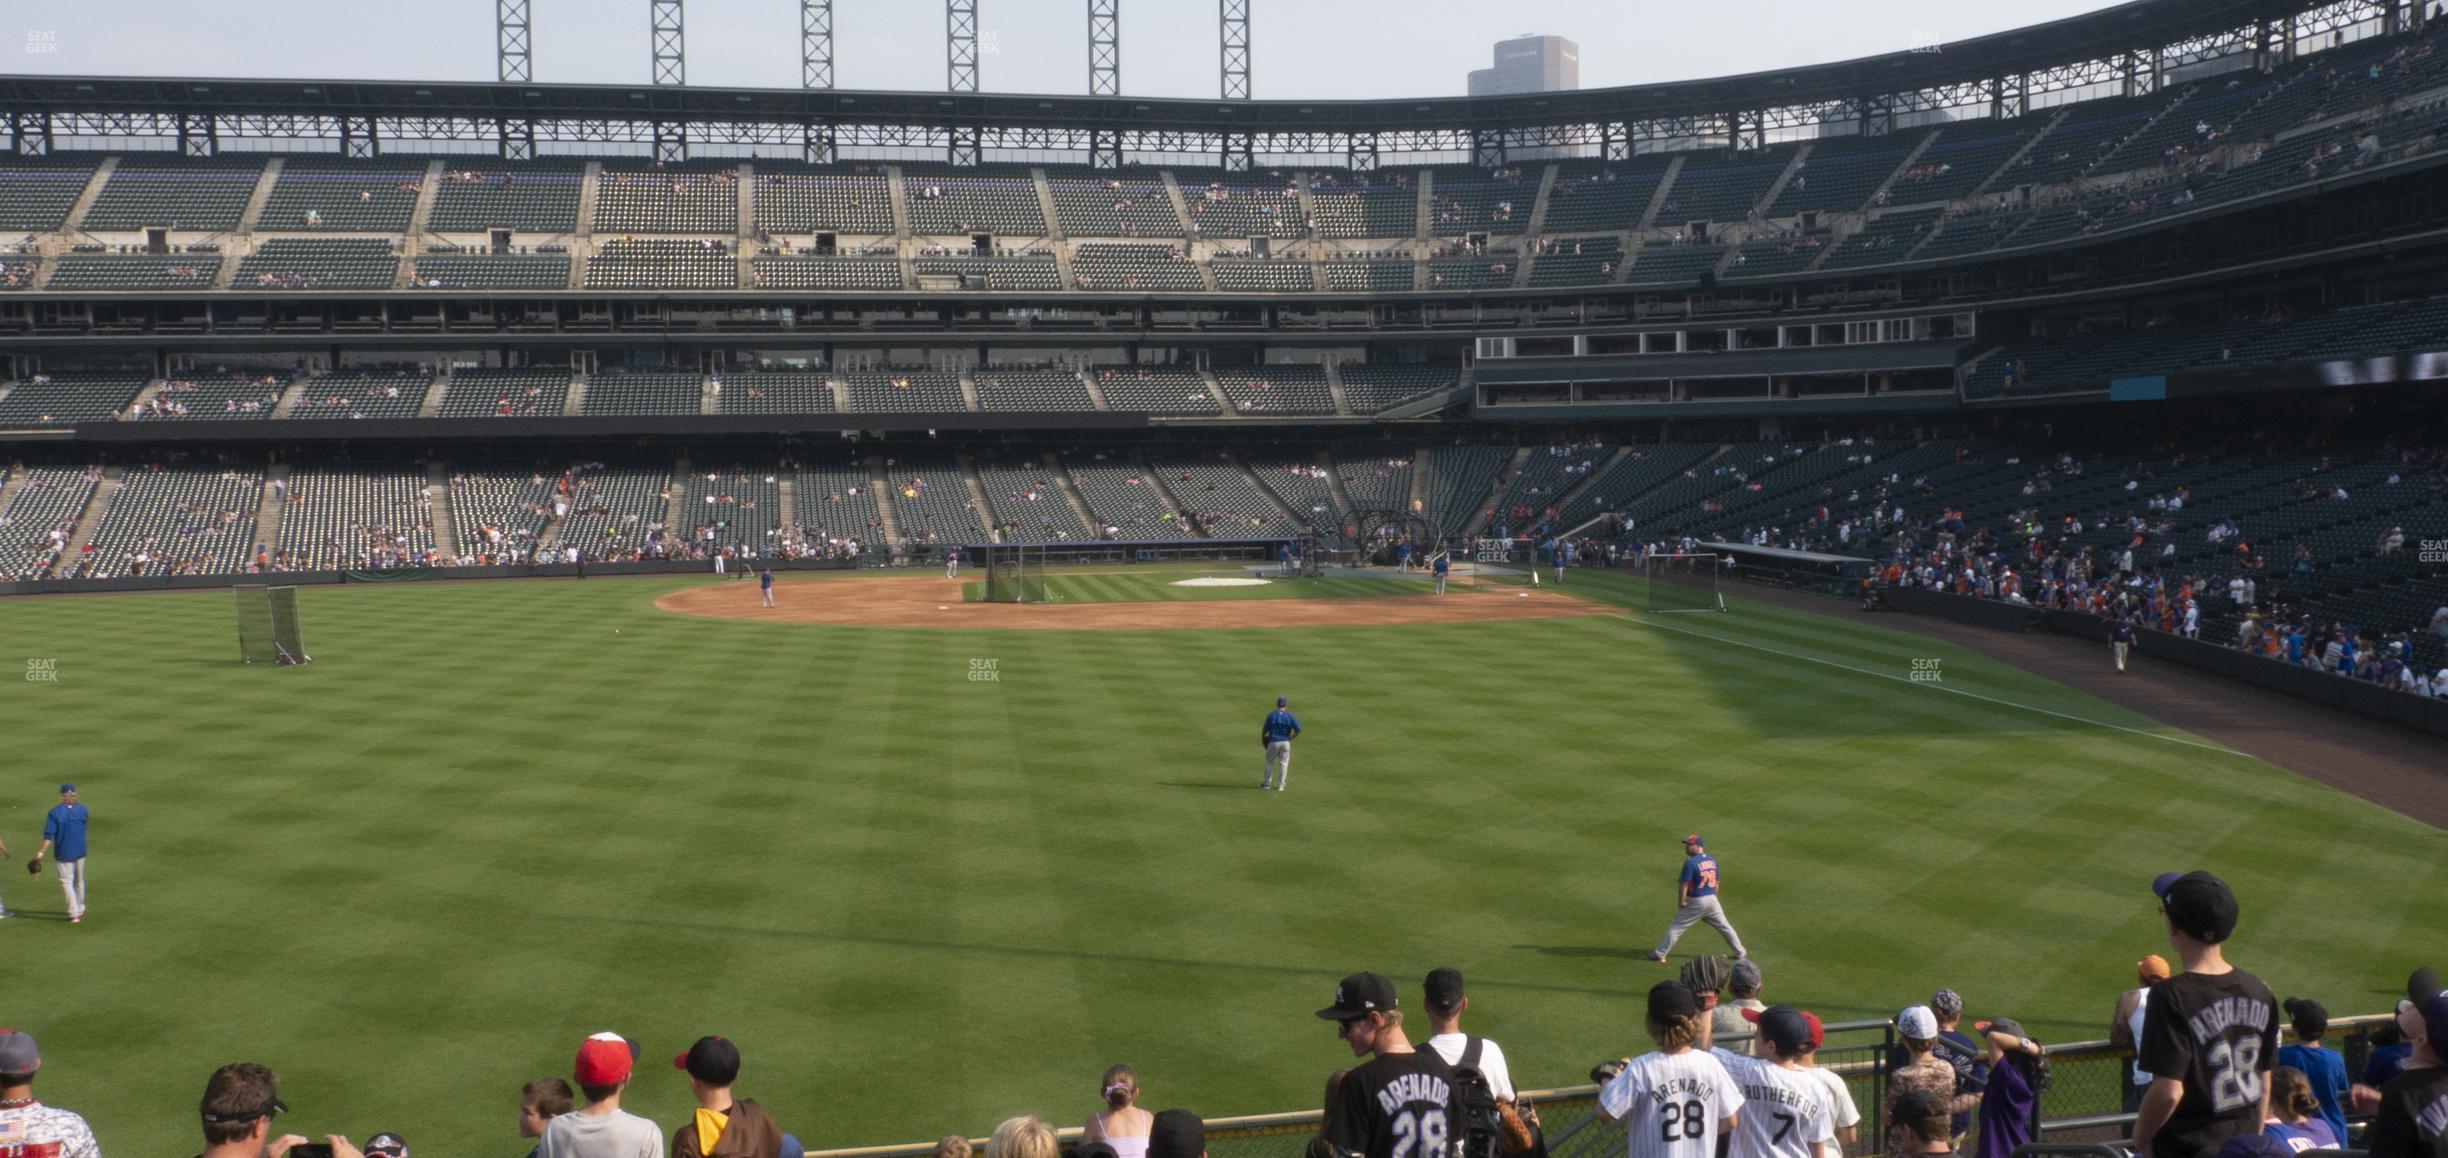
xmin=654 ymin=574 xmax=1613 ymax=631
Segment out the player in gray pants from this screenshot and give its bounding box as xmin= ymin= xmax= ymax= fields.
xmin=1648 ymin=834 xmax=1747 ymax=961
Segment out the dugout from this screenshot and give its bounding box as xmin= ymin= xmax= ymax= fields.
xmin=1698 ymin=541 xmax=1875 ymax=596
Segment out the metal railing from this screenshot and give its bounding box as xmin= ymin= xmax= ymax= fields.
xmin=808 ymin=1014 xmax=2396 ymax=1158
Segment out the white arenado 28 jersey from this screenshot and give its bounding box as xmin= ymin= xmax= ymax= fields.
xmin=1598 ymin=1049 xmax=1744 ymax=1158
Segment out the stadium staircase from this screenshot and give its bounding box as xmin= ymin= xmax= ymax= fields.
xmin=1463 ymin=448 xmax=1533 ymax=536
xmin=417 ymin=374 xmax=448 ymax=418
xmin=1075 ymin=368 xmax=1111 ymax=410
xmin=1317 ymin=451 xmax=1359 ymax=525
xmin=1135 ymin=455 xmax=1199 ymax=536
xmin=884 ymin=166 xmax=912 ymax=239
xmin=1195 ymin=369 xmax=1233 ymax=413
xmin=698 ymin=374 xmax=717 ymax=416
xmin=954 ymin=370 xmax=984 ymax=412
xmin=1043 ymin=452 xmax=1101 ymax=534
xmin=426 ymin=464 xmax=459 ymax=560
xmin=1637 ymin=155 xmax=1686 ymax=232
xmin=1051 ymin=243 xmax=1078 ymax=292
xmin=1412 ymin=171 xmax=1435 ymax=241
xmin=1864 ymin=130 xmax=1939 ymax=211
xmin=1522 ymin=163 xmax=1560 ymax=236
xmin=1407 ymin=451 xmax=1430 ymax=522
xmin=1556 ymin=444 xmax=1736 ymax=540
xmin=1954 ymin=106 xmax=2073 ymax=207
xmin=252 ymin=465 xmax=290 ymax=554
xmin=573 ymin=162 xmax=602 ymax=240
xmin=1030 ymin=169 xmax=1064 ymax=241
xmin=1321 ymin=364 xmax=1354 ymax=416
xmin=1371 ymin=368 xmax=1475 ymax=420
xmin=122 ymin=377 xmax=172 ymax=417
xmin=407 ymin=160 xmax=444 ymax=247
xmin=235 ymin=158 xmax=282 ymax=235
xmin=45 ymin=466 xmax=120 ymax=578
xmin=59 ymin=157 xmax=116 ymax=236
xmin=1750 ymin=143 xmax=1815 ymax=223
xmin=0 ymin=463 xmax=25 ymax=514
xmin=1550 ymin=446 xmax=1634 ymax=515
xmin=666 ymin=458 xmax=691 ymax=542
xmin=957 ymin=459 xmax=997 ymax=539
xmin=268 ymin=378 xmax=308 ymax=418
xmin=867 ymin=456 xmax=906 ymax=552
xmin=1158 ymin=170 xmax=1196 ymax=239
xmin=561 ymin=374 xmax=588 ymax=417
xmin=1291 ymin=172 xmax=1321 ymax=239
xmin=1236 ymin=455 xmax=1305 ymax=528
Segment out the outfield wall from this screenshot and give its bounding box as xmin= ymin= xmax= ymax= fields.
xmin=1889 ymin=588 xmax=2448 ymax=739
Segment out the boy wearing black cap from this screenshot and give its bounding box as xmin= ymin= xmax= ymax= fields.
xmin=1597 ymin=981 xmax=1742 ymax=1158
xmin=1316 ymin=972 xmax=1465 ymax=1158
xmin=1715 ymin=1007 xmax=1835 ymax=1158
xmin=2274 ymin=999 xmax=2348 ymax=1144
xmin=1422 ymin=968 xmax=1515 ymax=1102
xmin=2366 ymin=970 xmax=2448 ymax=1158
xmin=672 ymin=1036 xmax=782 ymax=1158
xmin=2133 ymin=872 xmax=2279 ymax=1158
xmin=1886 ymin=1090 xmax=1953 ymax=1158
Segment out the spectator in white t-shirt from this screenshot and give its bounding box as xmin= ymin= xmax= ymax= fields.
xmin=540 ymin=1033 xmax=665 ymax=1158
xmin=0 ymin=1031 xmax=98 ymax=1158
xmin=1715 ymin=1007 xmax=1838 ymax=1158
xmin=1787 ymin=1010 xmax=1863 ymax=1147
xmin=1421 ymin=967 xmax=1516 ymax=1100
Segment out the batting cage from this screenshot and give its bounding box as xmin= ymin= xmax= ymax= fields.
xmin=1642 ymin=552 xmax=1727 ymax=613
xmin=234 ymin=584 xmax=313 ymax=664
xmin=980 ymin=543 xmax=1052 ymax=603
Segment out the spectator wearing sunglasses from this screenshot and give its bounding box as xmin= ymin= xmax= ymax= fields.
xmin=198 ymin=1061 xmax=364 ymax=1158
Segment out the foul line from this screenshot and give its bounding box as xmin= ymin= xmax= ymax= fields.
xmin=1611 ymin=611 xmax=2252 ymax=759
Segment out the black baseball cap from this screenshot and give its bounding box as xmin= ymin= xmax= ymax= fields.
xmin=1317 ymin=972 xmax=1397 ymax=1020
xmin=1148 ymin=1109 xmax=1205 ymax=1158
xmin=674 ymin=1036 xmax=741 ymax=1086
xmin=1423 ymin=968 xmax=1466 ymax=1011
xmin=364 ymin=1133 xmax=409 ymax=1158
xmin=1742 ymin=1005 xmax=1812 ymax=1055
xmin=2409 ymin=966 xmax=2442 ymax=1006
xmin=2283 ymin=998 xmax=2329 ymax=1037
xmin=1975 ymin=1017 xmax=2030 ymax=1043
xmin=1890 ymin=1089 xmax=1949 ymax=1128
xmin=2152 ymin=870 xmax=2240 ymax=943
xmin=1647 ymin=980 xmax=1700 ymax=1022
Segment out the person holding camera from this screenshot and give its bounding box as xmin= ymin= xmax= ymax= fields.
xmin=197 ymin=1061 xmax=364 ymax=1158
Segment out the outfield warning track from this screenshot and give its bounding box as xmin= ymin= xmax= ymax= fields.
xmin=654 ymin=574 xmax=1613 ymax=630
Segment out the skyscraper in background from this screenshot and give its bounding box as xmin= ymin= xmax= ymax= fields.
xmin=1467 ymin=35 xmax=1579 ymax=96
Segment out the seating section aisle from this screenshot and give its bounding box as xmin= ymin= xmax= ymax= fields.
xmin=0 ymin=159 xmax=96 ymax=230
xmin=793 ymin=462 xmax=888 ymax=548
xmin=977 ymin=461 xmax=1094 ymax=541
xmin=1151 ymin=454 xmax=1301 ymax=537
xmin=284 ymin=370 xmax=433 ymax=420
xmin=275 ymin=468 xmax=436 ymax=569
xmin=0 ymin=467 xmax=97 ymax=579
xmin=438 ymin=368 xmax=571 ymax=418
xmin=68 ymin=467 xmax=263 ymax=578
xmin=1065 ymin=458 xmax=1196 ymax=538
xmin=884 ymin=458 xmax=986 ymax=544
xmin=0 ymin=373 xmax=151 ymax=426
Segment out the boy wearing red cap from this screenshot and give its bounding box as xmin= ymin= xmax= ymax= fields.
xmin=540 ymin=1032 xmax=665 ymax=1158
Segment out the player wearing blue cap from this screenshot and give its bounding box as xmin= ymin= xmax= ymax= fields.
xmin=35 ymin=784 xmax=89 ymax=923
xmin=1649 ymin=834 xmax=1747 ymax=962
xmin=1260 ymin=697 xmax=1302 ymax=792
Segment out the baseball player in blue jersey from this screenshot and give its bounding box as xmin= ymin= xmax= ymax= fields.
xmin=1433 ymin=551 xmax=1450 ymax=595
xmin=944 ymin=545 xmax=961 ymax=579
xmin=1649 ymin=834 xmax=1746 ymax=962
xmin=759 ymin=568 xmax=776 ymax=607
xmin=1260 ymin=697 xmax=1302 ymax=791
xmin=34 ymin=784 xmax=89 ymax=924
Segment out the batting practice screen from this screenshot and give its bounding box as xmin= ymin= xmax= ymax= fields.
xmin=1642 ymin=553 xmax=1727 ymax=613
xmin=980 ymin=544 xmax=1051 ymax=604
xmin=234 ymin=584 xmax=311 ymax=663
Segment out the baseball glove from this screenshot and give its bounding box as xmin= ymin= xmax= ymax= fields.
xmin=1679 ymin=954 xmax=1733 ymax=996
xmin=25 ymin=857 xmax=39 ymax=875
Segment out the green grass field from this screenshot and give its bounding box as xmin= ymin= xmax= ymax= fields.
xmin=964 ymin=566 xmax=1453 ymax=603
xmin=1 ymin=569 xmax=2439 ymax=1157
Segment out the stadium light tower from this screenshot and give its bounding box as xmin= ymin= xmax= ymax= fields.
xmin=948 ymin=1 xmax=980 ymax=92
xmin=1089 ymin=0 xmax=1120 ymax=96
xmin=652 ymin=0 xmax=686 ymax=85
xmin=1220 ymin=0 xmax=1250 ymax=99
xmin=498 ymin=0 xmax=532 ymax=83
xmin=803 ymin=0 xmax=834 ymax=89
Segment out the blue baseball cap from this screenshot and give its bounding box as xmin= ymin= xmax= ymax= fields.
xmin=1276 ymin=697 xmax=1287 ymax=706
xmin=58 ymin=783 xmax=74 ymax=794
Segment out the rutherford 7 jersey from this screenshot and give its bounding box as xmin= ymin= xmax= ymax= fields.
xmin=1598 ymin=1049 xmax=1744 ymax=1158
xmin=1713 ymin=1049 xmax=1836 ymax=1158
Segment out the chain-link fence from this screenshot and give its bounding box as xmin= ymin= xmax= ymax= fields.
xmin=811 ymin=1014 xmax=2394 ymax=1158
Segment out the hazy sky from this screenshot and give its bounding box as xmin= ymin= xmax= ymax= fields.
xmin=10 ymin=0 xmax=2136 ymax=99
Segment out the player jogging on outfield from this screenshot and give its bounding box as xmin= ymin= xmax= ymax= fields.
xmin=1650 ymin=834 xmax=1747 ymax=962
xmin=33 ymin=784 xmax=88 ymax=924
xmin=1598 ymin=980 xmax=1743 ymax=1158
xmin=2112 ymin=618 xmax=2137 ymax=673
xmin=1260 ymin=697 xmax=1302 ymax=792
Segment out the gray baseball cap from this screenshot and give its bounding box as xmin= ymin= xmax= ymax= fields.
xmin=0 ymin=1031 xmax=39 ymax=1073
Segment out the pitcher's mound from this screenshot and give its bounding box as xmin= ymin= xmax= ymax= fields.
xmin=656 ymin=575 xmax=1613 ymax=631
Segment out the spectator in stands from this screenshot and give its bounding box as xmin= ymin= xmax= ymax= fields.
xmin=1895 ymin=989 xmax=1985 ymax=1140
xmin=2275 ymin=999 xmax=2348 ymax=1143
xmin=1973 ymin=1018 xmax=2047 ymax=1158
xmin=1316 ymin=971 xmax=1463 ymax=1158
xmin=2260 ymin=1068 xmax=2337 ymax=1152
xmin=0 ymin=1031 xmax=97 ymax=1158
xmin=541 ymin=1032 xmax=664 ymax=1158
xmin=985 ymin=1117 xmax=1056 ymax=1158
xmin=1147 ymin=1109 xmax=1205 ymax=1158
xmin=1083 ymin=1065 xmax=1153 ymax=1158
xmin=1888 ymin=1088 xmax=1956 ymax=1158
xmin=2135 ymin=872 xmax=2279 ymax=1158
xmin=523 ymin=1079 xmax=579 ymax=1158
xmin=1887 ymin=1006 xmax=1977 ymax=1129
xmin=1305 ymin=1070 xmax=1350 ymax=1158
xmin=200 ymin=1061 xmax=360 ymax=1158
xmin=1420 ymin=967 xmax=1516 ymax=1100
xmin=2112 ymin=956 xmax=2175 ymax=1112
xmin=1726 ymin=960 xmax=1768 ymax=1053
xmin=2367 ymin=974 xmax=2447 ymax=1158
xmin=1786 ymin=1010 xmax=1862 ymax=1147
xmin=931 ymin=1137 xmax=972 ymax=1158
xmin=670 ymin=1036 xmax=780 ymax=1158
